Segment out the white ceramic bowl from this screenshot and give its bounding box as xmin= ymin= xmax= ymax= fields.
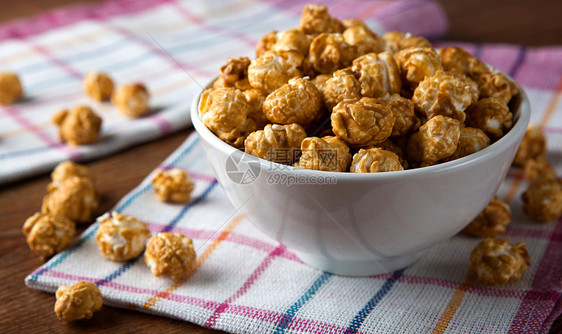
xmin=191 ymin=81 xmax=530 ymax=276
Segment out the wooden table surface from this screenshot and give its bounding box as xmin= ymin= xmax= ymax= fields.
xmin=1 ymin=0 xmax=561 ymax=333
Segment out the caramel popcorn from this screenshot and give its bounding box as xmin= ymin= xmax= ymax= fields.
xmin=145 ymin=232 xmax=197 ymax=279
xmin=463 ymin=198 xmax=511 ymax=237
xmin=96 ymin=212 xmax=151 ymax=261
xmin=407 ymin=115 xmax=460 ymax=165
xmin=311 ymin=74 xmax=331 ymax=94
xmin=55 ymin=282 xmax=103 ymax=321
xmin=22 ymin=212 xmax=75 ymax=259
xmin=50 ymin=161 xmax=94 ymax=189
xmin=478 ymin=71 xmax=519 ymax=104
xmin=368 ymin=139 xmax=409 ymax=169
xmin=469 ymin=238 xmax=530 ymax=286
xmin=350 ymin=148 xmax=403 ymax=173
xmin=513 ymin=126 xmax=547 ymax=167
xmin=376 ymin=94 xmax=418 ymax=138
xmin=443 ymin=127 xmax=490 ymax=162
xmin=394 ymin=47 xmax=443 ymax=89
xmin=42 ymin=176 xmax=99 ymax=224
xmin=331 ymin=97 xmax=395 ymax=146
xmin=0 ymin=72 xmax=23 ymax=105
xmin=322 ymin=68 xmax=361 ymax=110
xmin=52 ymin=106 xmax=102 ymax=146
xmin=152 ymin=168 xmax=195 ymax=203
xmin=383 ymin=31 xmax=431 ymax=54
xmin=263 ymin=77 xmax=322 ymax=125
xmin=83 ymin=71 xmax=114 ymax=102
xmin=245 ymin=123 xmax=307 ymax=164
xmin=256 ymin=30 xmax=278 ymax=57
xmin=412 ymin=70 xmax=478 ymax=123
xmin=272 ymin=29 xmax=312 ymax=56
xmin=248 ymin=51 xmax=303 ymax=94
xmin=466 ymin=97 xmax=513 ymax=141
xmin=342 ymin=25 xmax=385 ymax=57
xmin=439 ymin=46 xmax=490 ymax=80
xmin=199 ymin=87 xmax=257 ymax=148
xmin=243 ymin=88 xmax=269 ymax=129
xmin=112 ymin=83 xmax=150 ymax=118
xmin=299 ymin=4 xmax=344 ymax=35
xmin=524 ymin=158 xmax=556 ymax=181
xmin=522 ymin=177 xmax=562 ymax=223
xmin=213 ymin=57 xmax=252 ymax=91
xmin=308 ymin=33 xmax=355 ymax=74
xmin=296 ymin=136 xmax=351 ymax=172
xmin=351 ymin=52 xmax=402 ymax=97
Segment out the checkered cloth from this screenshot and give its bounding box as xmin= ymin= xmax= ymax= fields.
xmin=20 ymin=0 xmax=562 ymax=333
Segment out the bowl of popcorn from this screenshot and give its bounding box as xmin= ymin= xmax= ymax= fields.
xmin=190 ymin=4 xmax=530 ymax=276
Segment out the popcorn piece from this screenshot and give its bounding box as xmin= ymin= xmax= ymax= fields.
xmin=439 ymin=46 xmax=490 ymax=80
xmin=296 ymin=136 xmax=351 ymax=172
xmin=145 ymin=232 xmax=197 ymax=279
xmin=466 ymin=97 xmax=512 ymax=141
xmin=272 ymin=29 xmax=313 ymax=56
xmin=243 ymin=88 xmax=269 ymax=129
xmin=55 ymin=282 xmax=103 ymax=321
xmin=383 ymin=31 xmax=431 ymax=54
xmin=469 ymin=238 xmax=530 ymax=286
xmin=308 ymin=33 xmax=356 ymax=74
xmin=394 ymin=47 xmax=443 ymax=89
xmin=248 ymin=51 xmax=303 ymax=94
xmin=213 ymin=57 xmax=252 ymax=91
xmin=478 ymin=71 xmax=519 ymax=104
xmin=112 ymin=83 xmax=150 ymax=118
xmin=299 ymin=4 xmax=344 ymax=35
xmin=351 ymin=52 xmax=402 ymax=97
xmin=152 ymin=168 xmax=195 ymax=203
xmin=331 ymin=97 xmax=395 ymax=146
xmin=42 ymin=176 xmax=99 ymax=224
xmin=322 ymin=68 xmax=362 ymax=110
xmin=376 ymin=94 xmax=418 ymax=138
xmin=263 ymin=77 xmax=322 ymax=125
xmin=199 ymin=87 xmax=257 ymax=148
xmin=311 ymin=74 xmax=332 ymax=94
xmin=83 ymin=71 xmax=114 ymax=102
xmin=367 ymin=139 xmax=409 ymax=169
xmin=522 ymin=177 xmax=562 ymax=223
xmin=443 ymin=127 xmax=490 ymax=162
xmin=463 ymin=198 xmax=511 ymax=237
xmin=52 ymin=106 xmax=102 ymax=146
xmin=342 ymin=25 xmax=385 ymax=57
xmin=513 ymin=126 xmax=547 ymax=167
xmin=95 ymin=212 xmax=151 ymax=261
xmin=256 ymin=30 xmax=278 ymax=57
xmin=22 ymin=212 xmax=75 ymax=259
xmin=407 ymin=115 xmax=460 ymax=165
xmin=524 ymin=158 xmax=556 ymax=181
xmin=413 ymin=70 xmax=478 ymax=123
xmin=244 ymin=123 xmax=307 ymax=164
xmin=350 ymin=148 xmax=403 ymax=173
xmin=0 ymin=72 xmax=23 ymax=105
xmin=342 ymin=19 xmax=368 ymax=30
xmin=50 ymin=161 xmax=94 ymax=189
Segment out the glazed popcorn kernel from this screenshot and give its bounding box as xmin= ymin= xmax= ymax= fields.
xmin=413 ymin=70 xmax=478 ymax=123
xmin=478 ymin=71 xmax=519 ymax=104
xmin=368 ymin=139 xmax=409 ymax=169
xmin=394 ymin=47 xmax=443 ymax=89
xmin=331 ymin=97 xmax=395 ymax=146
xmin=308 ymin=33 xmax=356 ymax=74
xmin=199 ymin=87 xmax=257 ymax=148
xmin=296 ymin=136 xmax=352 ymax=172
xmin=522 ymin=177 xmax=562 ymax=223
xmin=351 ymin=52 xmax=402 ymax=98
xmin=247 ymin=50 xmax=303 ymax=94
xmin=42 ymin=176 xmax=99 ymax=224
xmin=22 ymin=212 xmax=75 ymax=260
xmin=382 ymin=31 xmax=432 ymax=54
xmin=243 ymin=88 xmax=269 ymax=129
xmin=342 ymin=25 xmax=385 ymax=57
xmin=152 ymin=168 xmax=195 ymax=203
xmin=0 ymin=72 xmax=23 ymax=105
xmin=52 ymin=106 xmax=102 ymax=146
xmin=55 ymin=282 xmax=103 ymax=321
xmin=524 ymin=158 xmax=556 ymax=181
xmin=145 ymin=232 xmax=197 ymax=279
xmin=263 ymin=77 xmax=322 ymax=125
xmin=245 ymin=123 xmax=307 ymax=164
xmin=463 ymin=198 xmax=511 ymax=238
xmin=350 ymin=148 xmax=403 ymax=173
xmin=407 ymin=115 xmax=461 ymax=165
xmin=213 ymin=57 xmax=252 ymax=91
xmin=512 ymin=126 xmax=547 ymax=167
xmin=466 ymin=97 xmax=513 ymax=141
xmin=83 ymin=71 xmax=114 ymax=102
xmin=469 ymin=238 xmax=530 ymax=286
xmin=50 ymin=161 xmax=94 ymax=189
xmin=322 ymin=68 xmax=362 ymax=110
xmin=112 ymin=83 xmax=150 ymax=118
xmin=439 ymin=46 xmax=490 ymax=81
xmin=376 ymin=94 xmax=418 ymax=138
xmin=311 ymin=74 xmax=331 ymax=94
xmin=272 ymin=28 xmax=313 ymax=56
xmin=96 ymin=212 xmax=151 ymax=261
xmin=299 ymin=4 xmax=344 ymax=35
xmin=443 ymin=127 xmax=490 ymax=162
xmin=256 ymin=30 xmax=278 ymax=57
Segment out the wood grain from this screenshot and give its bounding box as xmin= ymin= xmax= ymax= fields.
xmin=0 ymin=1 xmax=561 ymax=333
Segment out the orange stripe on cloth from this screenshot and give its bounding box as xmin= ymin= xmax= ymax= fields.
xmin=431 ymin=279 xmax=473 ymax=334
xmin=503 ymin=169 xmax=525 ymax=203
xmin=142 ymin=214 xmax=244 ymax=310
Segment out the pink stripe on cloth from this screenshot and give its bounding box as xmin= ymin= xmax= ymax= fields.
xmin=25 ymin=40 xmax=83 ymax=79
xmin=147 ymin=114 xmax=173 ymax=135
xmin=371 ymin=0 xmax=448 ymax=37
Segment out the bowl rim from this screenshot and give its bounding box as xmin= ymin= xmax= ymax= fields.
xmin=190 ymin=77 xmax=531 ymax=182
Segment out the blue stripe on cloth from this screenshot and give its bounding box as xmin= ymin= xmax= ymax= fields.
xmin=0 ymin=145 xmax=54 ymax=159
xmin=344 ymin=269 xmax=405 ymax=334
xmin=273 ymin=272 xmax=332 ymax=334
xmin=508 ymin=46 xmax=527 ymax=78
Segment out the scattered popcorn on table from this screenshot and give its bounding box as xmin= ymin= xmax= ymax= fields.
xmin=263 ymin=77 xmax=322 ymax=125
xmin=144 ymin=232 xmax=197 ymax=279
xmin=245 ymin=124 xmax=307 ymax=164
xmin=524 ymin=158 xmax=556 ymax=181
xmin=296 ymin=136 xmax=351 ymax=172
xmin=22 ymin=212 xmax=75 ymax=260
xmin=351 ymin=51 xmax=402 ymax=97
xmin=152 ymin=168 xmax=195 ymax=203
xmin=463 ymin=198 xmax=511 ymax=237
xmin=522 ymin=177 xmax=562 ymax=223
xmin=49 ymin=161 xmax=94 ymax=190
xmin=513 ymin=126 xmax=547 ymax=167
xmin=112 ymin=83 xmax=150 ymax=118
xmin=52 ymin=105 xmax=102 ymax=146
xmin=42 ymin=176 xmax=99 ymax=224
xmin=248 ymin=50 xmax=303 ymax=94
xmin=95 ymin=212 xmax=151 ymax=261
xmin=466 ymin=97 xmax=513 ymax=140
xmin=469 ymin=238 xmax=530 ymax=286
xmin=0 ymin=72 xmax=23 ymax=105
xmin=350 ymin=148 xmax=403 ymax=173
xmin=55 ymin=281 xmax=103 ymax=321
xmin=407 ymin=115 xmax=460 ymax=165
xmin=83 ymin=71 xmax=114 ymax=102
xmin=213 ymin=57 xmax=252 ymax=91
